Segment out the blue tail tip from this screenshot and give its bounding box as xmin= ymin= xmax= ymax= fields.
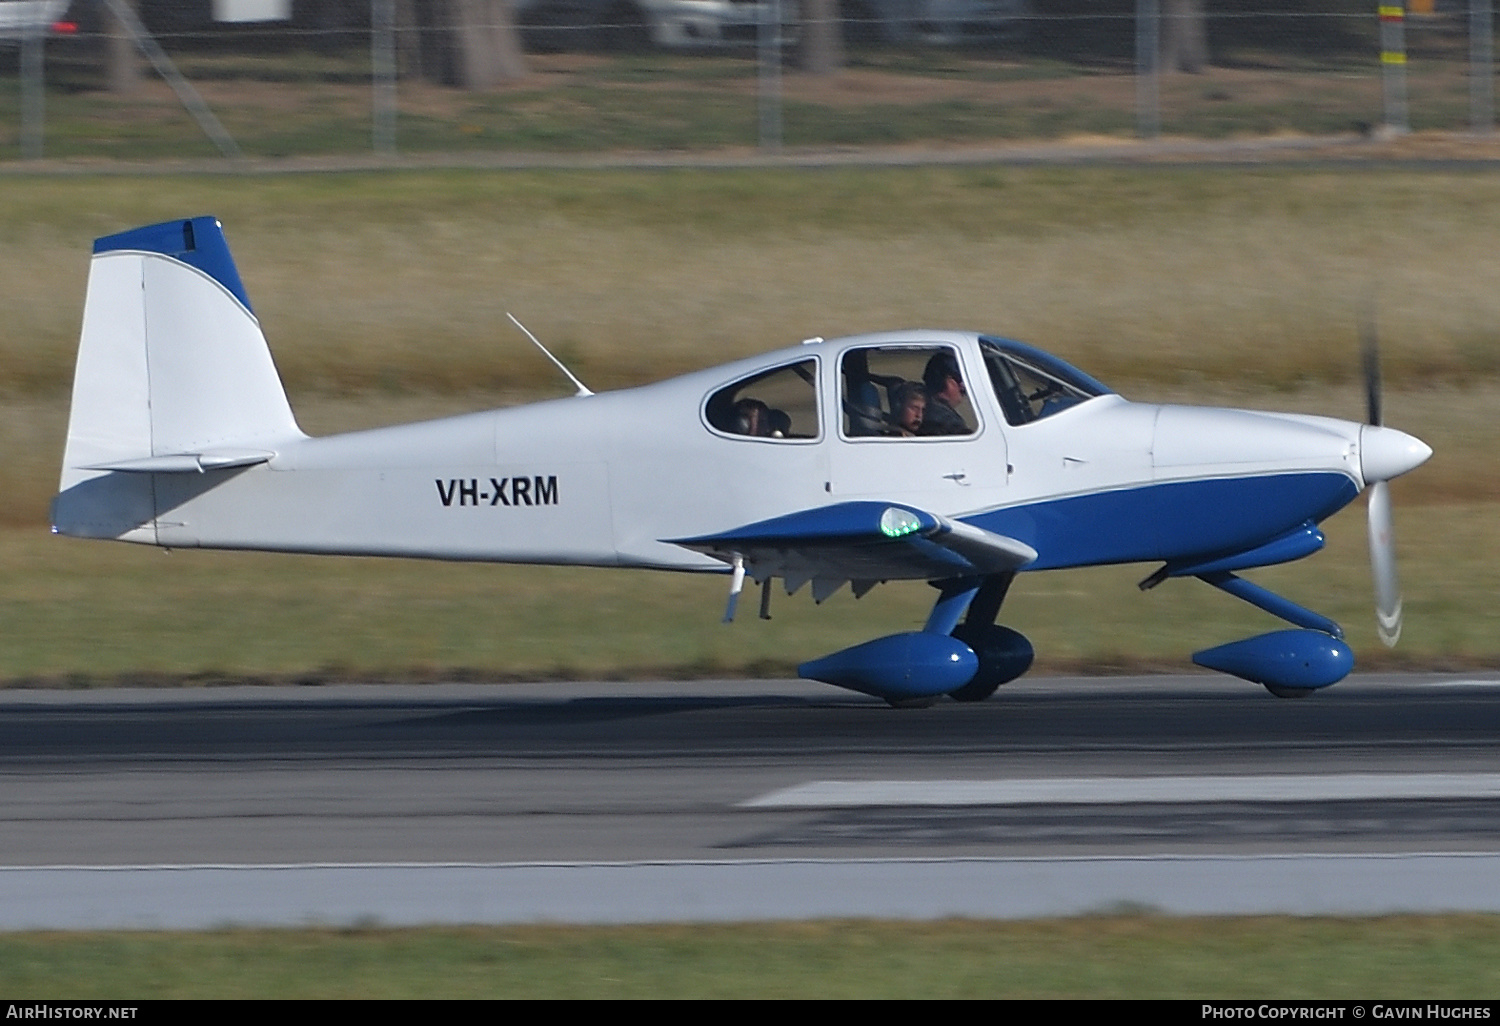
xmin=93 ymin=217 xmax=252 ymax=313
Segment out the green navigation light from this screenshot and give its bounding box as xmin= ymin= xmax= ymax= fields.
xmin=879 ymin=507 xmax=922 ymax=538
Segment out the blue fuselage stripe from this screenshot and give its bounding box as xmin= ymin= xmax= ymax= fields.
xmin=965 ymin=472 xmax=1360 ymax=571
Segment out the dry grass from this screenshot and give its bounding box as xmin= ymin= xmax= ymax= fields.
xmin=164 ymin=170 xmax=1500 ymax=394
xmin=3 ymin=167 xmax=1500 ymax=402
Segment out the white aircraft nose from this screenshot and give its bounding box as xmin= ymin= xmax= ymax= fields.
xmin=1360 ymin=425 xmax=1433 ymax=483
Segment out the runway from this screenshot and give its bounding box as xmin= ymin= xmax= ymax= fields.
xmin=3 ymin=673 xmax=1499 ymax=928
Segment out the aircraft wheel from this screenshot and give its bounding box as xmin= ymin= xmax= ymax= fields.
xmin=885 ymin=696 xmax=938 ymax=709
xmin=1264 ymin=683 xmax=1316 ymax=699
xmin=947 ymin=624 xmax=1033 ymax=702
xmin=947 ymin=677 xmax=1001 ymax=703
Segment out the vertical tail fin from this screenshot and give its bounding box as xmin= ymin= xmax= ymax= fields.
xmin=55 ymin=217 xmax=304 ymax=538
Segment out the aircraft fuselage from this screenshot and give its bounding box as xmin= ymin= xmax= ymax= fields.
xmin=59 ymin=330 xmax=1418 ymax=580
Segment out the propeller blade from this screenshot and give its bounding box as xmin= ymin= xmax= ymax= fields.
xmin=1360 ymin=303 xmax=1383 ymax=427
xmin=1367 ymin=479 xmax=1402 ymax=647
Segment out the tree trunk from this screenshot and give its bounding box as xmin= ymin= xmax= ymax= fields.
xmin=453 ymin=0 xmax=528 ymax=89
xmin=799 ymin=0 xmax=844 ymax=76
xmin=106 ymin=0 xmax=141 ymax=95
xmin=1161 ymin=0 xmax=1208 ymax=74
xmin=405 ymin=0 xmax=527 ymax=88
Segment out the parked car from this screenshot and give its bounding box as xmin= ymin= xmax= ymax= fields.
xmin=520 ymin=0 xmax=793 ymax=52
xmin=840 ymin=0 xmax=1030 ymax=46
xmin=520 ymin=0 xmax=1026 ymax=51
xmin=0 ymin=0 xmax=72 ymax=40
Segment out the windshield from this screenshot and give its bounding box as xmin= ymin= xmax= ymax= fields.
xmin=979 ymin=336 xmax=1113 ymax=426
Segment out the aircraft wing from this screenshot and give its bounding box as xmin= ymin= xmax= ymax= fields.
xmin=669 ymin=501 xmax=1037 ymax=601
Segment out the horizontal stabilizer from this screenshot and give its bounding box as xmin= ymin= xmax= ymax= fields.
xmin=82 ymin=449 xmax=275 ymax=474
xmin=669 ymin=501 xmax=1037 ymax=588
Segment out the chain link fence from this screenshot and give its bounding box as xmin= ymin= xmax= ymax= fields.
xmin=1 ymin=1 xmax=1495 ymax=160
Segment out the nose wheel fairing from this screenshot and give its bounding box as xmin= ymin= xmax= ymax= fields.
xmin=1189 ymin=572 xmax=1353 ymax=696
xmin=1192 ymin=630 xmax=1354 ymax=693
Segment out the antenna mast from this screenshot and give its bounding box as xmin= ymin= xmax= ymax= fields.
xmin=506 ymin=313 xmax=593 ymax=398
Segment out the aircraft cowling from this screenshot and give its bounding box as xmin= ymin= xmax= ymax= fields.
xmin=1191 ymin=630 xmax=1354 ymax=691
xmin=798 ymin=632 xmax=978 ymax=701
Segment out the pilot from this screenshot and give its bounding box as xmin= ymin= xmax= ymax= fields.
xmin=886 ymin=382 xmax=927 ymax=437
xmin=919 ymin=351 xmax=970 ymax=436
xmin=732 ymin=397 xmax=773 ymax=437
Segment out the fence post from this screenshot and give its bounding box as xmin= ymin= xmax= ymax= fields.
xmin=372 ymin=0 xmax=397 ymax=155
xmin=1136 ymin=0 xmax=1160 ymax=140
xmin=97 ymin=0 xmax=243 ymax=159
xmin=1473 ymin=0 xmax=1494 ymax=134
xmin=20 ymin=18 xmax=44 ymax=159
xmin=759 ymin=0 xmax=784 ymax=151
xmin=1380 ymin=4 xmax=1409 ymax=135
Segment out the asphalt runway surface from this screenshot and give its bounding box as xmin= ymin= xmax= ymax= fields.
xmin=3 ymin=673 xmax=1499 ymax=928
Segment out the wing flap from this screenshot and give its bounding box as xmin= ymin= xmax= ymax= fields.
xmin=669 ymin=501 xmax=1037 ymax=587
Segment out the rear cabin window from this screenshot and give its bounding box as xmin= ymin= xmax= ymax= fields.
xmin=840 ymin=345 xmax=978 ymax=439
xmin=704 ymin=359 xmax=820 ymax=441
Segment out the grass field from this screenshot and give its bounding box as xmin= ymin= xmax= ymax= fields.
xmin=5 ymin=165 xmax=1500 ymax=400
xmin=0 ymin=164 xmax=1494 ymax=682
xmin=4 ymin=917 xmax=1500 ymax=998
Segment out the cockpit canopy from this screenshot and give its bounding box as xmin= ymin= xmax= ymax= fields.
xmin=702 ymin=334 xmax=1113 ymax=442
xmin=979 ymin=336 xmax=1113 ymax=426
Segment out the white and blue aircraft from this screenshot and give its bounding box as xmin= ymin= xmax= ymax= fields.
xmin=53 ymin=217 xmax=1432 ymax=704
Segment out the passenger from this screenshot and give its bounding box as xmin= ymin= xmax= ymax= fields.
xmin=886 ymin=382 xmax=927 ymax=437
xmin=767 ymin=409 xmax=791 ymax=439
xmin=732 ymin=397 xmax=773 ymax=437
xmin=919 ymin=351 xmax=970 ymax=436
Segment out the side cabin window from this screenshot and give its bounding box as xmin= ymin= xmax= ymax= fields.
xmin=979 ymin=337 xmax=1110 ymax=426
xmin=704 ymin=358 xmax=820 ymax=441
xmin=840 ymin=345 xmax=978 ymax=439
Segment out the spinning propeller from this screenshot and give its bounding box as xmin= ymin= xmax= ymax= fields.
xmin=1358 ymin=313 xmax=1431 ymax=647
